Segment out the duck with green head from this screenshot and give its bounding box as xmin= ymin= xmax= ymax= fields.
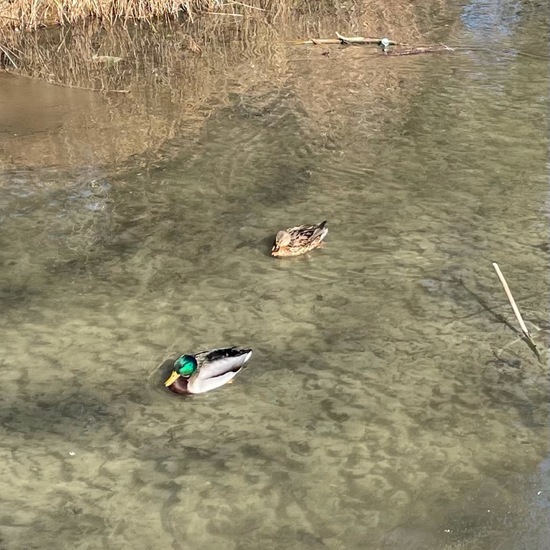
xmin=164 ymin=347 xmax=253 ymax=395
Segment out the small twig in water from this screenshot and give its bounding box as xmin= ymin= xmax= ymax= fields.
xmin=291 ymin=34 xmax=401 ymax=46
xmin=492 ymin=262 xmax=542 ymax=361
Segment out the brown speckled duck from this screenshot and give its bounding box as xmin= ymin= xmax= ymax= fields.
xmin=271 ymin=221 xmax=328 ymax=258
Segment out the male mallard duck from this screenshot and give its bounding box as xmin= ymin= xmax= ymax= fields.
xmin=164 ymin=347 xmax=253 ymax=395
xmin=271 ymin=221 xmax=328 ymax=257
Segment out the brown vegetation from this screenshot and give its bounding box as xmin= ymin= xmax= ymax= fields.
xmin=1 ymin=0 xmax=282 ymax=29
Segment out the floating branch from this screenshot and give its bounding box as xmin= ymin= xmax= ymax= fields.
xmin=290 ymin=32 xmax=454 ymax=56
xmin=492 ymin=262 xmax=542 ymax=361
xmin=290 ymin=32 xmax=401 ymax=46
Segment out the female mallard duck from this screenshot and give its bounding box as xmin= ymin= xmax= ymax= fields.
xmin=164 ymin=347 xmax=253 ymax=395
xmin=271 ymin=221 xmax=328 ymax=258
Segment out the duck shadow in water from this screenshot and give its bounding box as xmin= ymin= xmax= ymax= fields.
xmin=234 ymin=234 xmax=274 ymax=258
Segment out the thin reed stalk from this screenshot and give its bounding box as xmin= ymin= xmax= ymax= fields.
xmin=492 ymin=262 xmax=542 ymax=361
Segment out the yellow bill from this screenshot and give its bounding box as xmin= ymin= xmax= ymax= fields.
xmin=164 ymin=370 xmax=181 ymax=387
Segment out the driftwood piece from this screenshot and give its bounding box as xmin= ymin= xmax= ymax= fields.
xmin=291 ymin=32 xmax=400 ymax=46
xmin=290 ymin=32 xmax=455 ymax=56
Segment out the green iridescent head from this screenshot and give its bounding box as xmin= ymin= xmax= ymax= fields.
xmin=164 ymin=355 xmax=198 ymax=388
xmin=174 ymin=355 xmax=198 ymax=377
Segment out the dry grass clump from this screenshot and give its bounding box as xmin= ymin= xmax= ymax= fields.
xmin=0 ymin=0 xmax=287 ymax=29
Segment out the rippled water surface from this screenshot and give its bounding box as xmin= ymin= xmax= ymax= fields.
xmin=1 ymin=1 xmax=549 ymax=549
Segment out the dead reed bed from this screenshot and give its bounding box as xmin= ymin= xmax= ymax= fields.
xmin=0 ymin=0 xmax=289 ymax=29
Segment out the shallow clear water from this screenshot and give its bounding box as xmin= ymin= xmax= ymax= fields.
xmin=0 ymin=1 xmax=549 ymax=549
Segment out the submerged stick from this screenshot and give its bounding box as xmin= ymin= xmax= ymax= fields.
xmin=388 ymin=44 xmax=455 ymax=56
xmin=492 ymin=262 xmax=541 ymax=360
